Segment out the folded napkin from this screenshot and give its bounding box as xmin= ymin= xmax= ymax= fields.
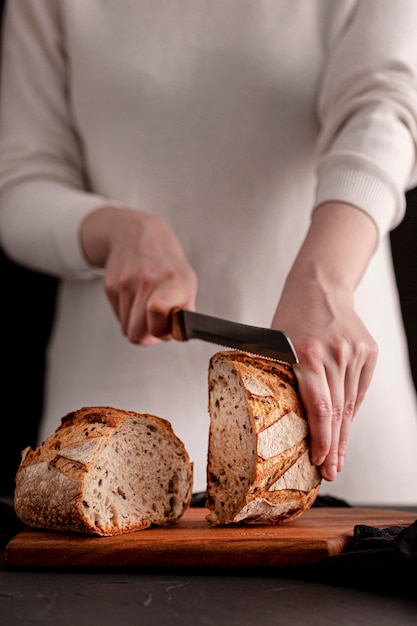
xmin=294 ymin=503 xmax=417 ymax=596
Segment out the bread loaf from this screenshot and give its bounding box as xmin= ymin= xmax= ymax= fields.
xmin=14 ymin=406 xmax=193 ymax=536
xmin=206 ymin=351 xmax=321 ymax=525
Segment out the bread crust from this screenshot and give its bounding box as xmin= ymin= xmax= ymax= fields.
xmin=206 ymin=351 xmax=321 ymax=525
xmin=14 ymin=406 xmax=193 ymax=536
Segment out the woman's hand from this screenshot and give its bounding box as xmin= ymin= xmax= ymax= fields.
xmin=80 ymin=206 xmax=197 ymax=344
xmin=272 ymin=202 xmax=378 ymax=482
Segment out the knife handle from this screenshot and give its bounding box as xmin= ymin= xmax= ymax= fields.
xmin=170 ymin=308 xmax=188 ymax=341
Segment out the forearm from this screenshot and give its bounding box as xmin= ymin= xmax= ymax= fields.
xmin=282 ymin=202 xmax=378 ymax=300
xmin=272 ymin=201 xmax=379 ymax=481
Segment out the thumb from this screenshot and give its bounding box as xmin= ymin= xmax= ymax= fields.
xmin=147 ymin=285 xmax=196 ymax=338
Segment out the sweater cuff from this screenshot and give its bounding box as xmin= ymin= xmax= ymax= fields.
xmin=315 ymin=165 xmax=405 ymax=240
xmin=51 ymin=194 xmax=124 ymax=279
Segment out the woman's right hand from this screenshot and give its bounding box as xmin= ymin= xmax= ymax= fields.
xmin=80 ymin=206 xmax=198 ymax=345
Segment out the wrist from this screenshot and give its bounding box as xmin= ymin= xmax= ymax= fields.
xmin=291 ymin=202 xmax=378 ymax=293
xmin=80 ymin=206 xmax=145 ymax=267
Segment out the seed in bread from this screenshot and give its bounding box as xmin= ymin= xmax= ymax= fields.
xmin=14 ymin=406 xmax=193 ymax=536
xmin=206 ymin=351 xmax=321 ymax=525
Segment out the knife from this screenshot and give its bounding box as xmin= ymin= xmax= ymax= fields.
xmin=170 ymin=308 xmax=298 ymax=364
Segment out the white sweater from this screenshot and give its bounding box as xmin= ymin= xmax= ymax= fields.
xmin=1 ymin=0 xmax=417 ymax=503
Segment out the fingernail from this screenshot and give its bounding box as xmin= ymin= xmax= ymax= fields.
xmin=321 ymin=465 xmax=337 ymax=481
xmin=311 ymin=454 xmax=325 ymax=466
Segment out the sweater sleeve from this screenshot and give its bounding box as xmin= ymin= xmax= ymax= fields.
xmin=0 ymin=0 xmax=117 ymax=279
xmin=315 ymin=0 xmax=417 ymax=240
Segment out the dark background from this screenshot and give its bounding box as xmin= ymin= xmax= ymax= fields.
xmin=0 ymin=0 xmax=416 ymax=497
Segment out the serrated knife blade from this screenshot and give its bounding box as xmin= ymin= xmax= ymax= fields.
xmin=170 ymin=308 xmax=298 ymax=364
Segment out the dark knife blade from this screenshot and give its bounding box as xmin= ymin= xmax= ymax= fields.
xmin=170 ymin=309 xmax=298 ymax=364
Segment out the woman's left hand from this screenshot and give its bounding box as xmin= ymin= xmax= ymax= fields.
xmin=271 ymin=202 xmax=378 ymax=482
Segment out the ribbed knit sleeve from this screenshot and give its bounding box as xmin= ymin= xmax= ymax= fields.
xmin=0 ymin=0 xmax=112 ymax=278
xmin=315 ymin=0 xmax=417 ymax=239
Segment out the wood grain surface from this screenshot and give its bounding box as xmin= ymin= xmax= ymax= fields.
xmin=5 ymin=508 xmax=416 ymax=570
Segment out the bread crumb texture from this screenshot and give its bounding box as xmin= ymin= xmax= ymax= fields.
xmin=206 ymin=351 xmax=321 ymax=525
xmin=14 ymin=406 xmax=193 ymax=536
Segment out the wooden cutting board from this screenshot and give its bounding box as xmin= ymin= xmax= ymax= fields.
xmin=5 ymin=508 xmax=416 ymax=569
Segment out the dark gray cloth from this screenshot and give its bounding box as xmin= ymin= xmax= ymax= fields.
xmin=295 ymin=518 xmax=417 ymax=596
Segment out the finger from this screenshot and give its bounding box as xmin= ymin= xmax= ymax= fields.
xmin=103 ymin=273 xmax=120 ymax=321
xmin=337 ymin=342 xmax=378 ymax=471
xmin=336 ymin=364 xmax=360 ymax=473
xmin=353 ymin=347 xmax=377 ymax=416
xmin=103 ymin=266 xmax=137 ymax=335
xmin=146 ymin=283 xmax=196 ymax=339
xmin=118 ymin=288 xmax=136 ymax=336
xmin=292 ymin=363 xmax=333 ymax=469
xmin=320 ymin=344 xmax=355 ymax=480
xmin=125 ymin=292 xmax=152 ymax=343
xmin=320 ymin=412 xmax=343 ymax=481
xmin=106 ymin=264 xmax=159 ymax=343
xmin=123 ymin=281 xmax=190 ymax=344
